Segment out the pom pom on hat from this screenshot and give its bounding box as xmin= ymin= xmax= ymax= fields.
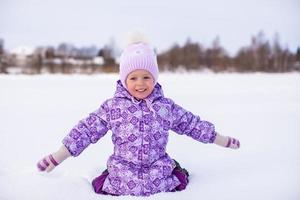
xmin=122 ymin=31 xmax=150 ymax=47
xmin=119 ymin=34 xmax=159 ymax=89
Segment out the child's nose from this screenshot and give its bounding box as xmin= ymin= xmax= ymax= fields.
xmin=136 ymin=78 xmax=144 ymax=85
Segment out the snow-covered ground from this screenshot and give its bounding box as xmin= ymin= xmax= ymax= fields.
xmin=0 ymin=73 xmax=299 ymax=200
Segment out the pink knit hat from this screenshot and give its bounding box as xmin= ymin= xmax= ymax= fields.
xmin=119 ymin=42 xmax=159 ymax=88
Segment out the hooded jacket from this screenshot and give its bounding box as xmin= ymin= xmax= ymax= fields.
xmin=62 ymin=80 xmax=216 ymax=196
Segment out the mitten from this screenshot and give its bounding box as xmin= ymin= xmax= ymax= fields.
xmin=37 ymin=154 xmax=59 ymax=172
xmin=37 ymin=145 xmax=71 ymax=172
xmin=226 ymin=137 xmax=240 ymax=149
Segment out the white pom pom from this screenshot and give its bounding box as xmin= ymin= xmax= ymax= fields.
xmin=127 ymin=31 xmax=149 ymax=44
xmin=120 ymin=30 xmax=150 ymax=49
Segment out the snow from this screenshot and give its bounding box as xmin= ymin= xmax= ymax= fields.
xmin=0 ymin=73 xmax=299 ymax=200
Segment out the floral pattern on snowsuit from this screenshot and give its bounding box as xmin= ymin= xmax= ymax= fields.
xmin=62 ymin=80 xmax=216 ymax=196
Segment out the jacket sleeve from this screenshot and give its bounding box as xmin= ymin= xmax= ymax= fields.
xmin=62 ymin=100 xmax=111 ymax=156
xmin=170 ymin=100 xmax=216 ymax=144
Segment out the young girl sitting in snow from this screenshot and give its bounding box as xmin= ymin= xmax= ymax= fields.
xmin=37 ymin=40 xmax=240 ymax=196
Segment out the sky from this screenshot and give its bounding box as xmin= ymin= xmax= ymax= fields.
xmin=0 ymin=0 xmax=299 ymax=55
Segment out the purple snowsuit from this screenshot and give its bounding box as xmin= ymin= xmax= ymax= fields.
xmin=62 ymin=80 xmax=216 ymax=196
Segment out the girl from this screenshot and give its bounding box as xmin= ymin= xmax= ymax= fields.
xmin=37 ymin=41 xmax=240 ymax=196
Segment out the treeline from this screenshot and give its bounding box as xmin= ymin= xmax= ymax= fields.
xmin=0 ymin=32 xmax=299 ymax=74
xmin=158 ymin=32 xmax=300 ymax=72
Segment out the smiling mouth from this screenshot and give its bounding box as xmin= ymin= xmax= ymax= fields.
xmin=136 ymin=89 xmax=146 ymax=92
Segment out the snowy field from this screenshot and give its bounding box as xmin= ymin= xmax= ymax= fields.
xmin=0 ymin=73 xmax=299 ymax=200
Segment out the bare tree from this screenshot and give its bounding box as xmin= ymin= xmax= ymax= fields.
xmin=205 ymin=37 xmax=229 ymax=72
xmin=0 ymin=38 xmax=8 ymax=74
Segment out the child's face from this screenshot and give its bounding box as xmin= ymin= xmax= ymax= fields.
xmin=125 ymin=69 xmax=155 ymax=100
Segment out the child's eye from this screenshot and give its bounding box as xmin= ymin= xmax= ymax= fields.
xmin=130 ymin=77 xmax=137 ymax=81
xmin=144 ymin=76 xmax=150 ymax=79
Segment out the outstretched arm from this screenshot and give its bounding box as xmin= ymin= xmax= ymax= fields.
xmin=170 ymin=100 xmax=216 ymax=144
xmin=169 ymin=99 xmax=240 ymax=150
xmin=37 ymin=100 xmax=111 ymax=172
xmin=214 ymin=133 xmax=240 ymax=149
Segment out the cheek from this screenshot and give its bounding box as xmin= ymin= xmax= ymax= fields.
xmin=147 ymin=81 xmax=154 ymax=89
xmin=128 ymin=86 xmax=135 ymax=93
xmin=128 ymin=85 xmax=137 ymax=94
xmin=146 ymin=85 xmax=154 ymax=94
xmin=126 ymin=81 xmax=134 ymax=89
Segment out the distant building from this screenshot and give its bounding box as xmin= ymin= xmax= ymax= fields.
xmin=93 ymin=56 xmax=104 ymax=65
xmin=10 ymin=46 xmax=34 ymax=67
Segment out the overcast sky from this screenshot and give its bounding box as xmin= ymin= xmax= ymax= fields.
xmin=1 ymin=0 xmax=299 ymax=55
